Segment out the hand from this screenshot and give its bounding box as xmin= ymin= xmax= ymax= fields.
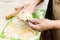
xmin=5 ymin=0 xmax=42 ymax=20
xmin=15 ymin=0 xmax=42 ymax=14
xmin=28 ymin=19 xmax=54 ymax=32
xmin=15 ymin=0 xmax=41 ymax=21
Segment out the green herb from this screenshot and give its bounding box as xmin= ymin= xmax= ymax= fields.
xmin=32 ymin=12 xmax=39 ymax=19
xmin=0 ymin=31 xmax=5 ymax=39
xmin=40 ymin=10 xmax=46 ymax=17
xmin=0 ymin=18 xmax=13 ymax=39
xmin=10 ymin=37 xmax=21 ymax=40
xmin=10 ymin=37 xmax=15 ymax=40
xmin=35 ymin=37 xmax=40 ymax=40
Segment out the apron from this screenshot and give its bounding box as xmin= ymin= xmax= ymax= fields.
xmin=53 ymin=0 xmax=60 ymax=40
xmin=41 ymin=0 xmax=60 ymax=40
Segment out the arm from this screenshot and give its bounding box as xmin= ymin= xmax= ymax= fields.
xmin=52 ymin=20 xmax=60 ymax=30
xmin=28 ymin=19 xmax=60 ymax=32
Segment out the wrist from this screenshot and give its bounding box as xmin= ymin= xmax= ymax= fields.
xmin=51 ymin=20 xmax=58 ymax=29
xmin=52 ymin=20 xmax=60 ymax=29
xmin=29 ymin=0 xmax=41 ymax=6
xmin=46 ymin=20 xmax=56 ymax=30
xmin=48 ymin=20 xmax=55 ymax=30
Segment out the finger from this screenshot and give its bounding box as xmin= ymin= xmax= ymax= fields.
xmin=6 ymin=7 xmax=23 ymax=20
xmin=15 ymin=4 xmax=24 ymax=10
xmin=6 ymin=4 xmax=26 ymax=20
xmin=5 ymin=14 xmax=14 ymax=20
xmin=15 ymin=3 xmax=29 ymax=11
xmin=28 ymin=19 xmax=40 ymax=24
xmin=28 ymin=21 xmax=36 ymax=28
xmin=28 ymin=21 xmax=40 ymax=31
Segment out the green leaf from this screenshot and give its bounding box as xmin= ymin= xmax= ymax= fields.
xmin=35 ymin=37 xmax=40 ymax=40
xmin=0 ymin=31 xmax=5 ymax=39
xmin=6 ymin=18 xmax=13 ymax=27
xmin=35 ymin=38 xmax=39 ymax=40
xmin=10 ymin=37 xmax=21 ymax=40
xmin=40 ymin=10 xmax=46 ymax=17
xmin=10 ymin=37 xmax=15 ymax=40
xmin=0 ymin=18 xmax=13 ymax=39
xmin=32 ymin=12 xmax=39 ymax=19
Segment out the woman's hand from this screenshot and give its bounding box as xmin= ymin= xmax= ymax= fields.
xmin=6 ymin=0 xmax=42 ymax=20
xmin=16 ymin=0 xmax=42 ymax=21
xmin=28 ymin=19 xmax=54 ymax=32
xmin=15 ymin=0 xmax=42 ymax=14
